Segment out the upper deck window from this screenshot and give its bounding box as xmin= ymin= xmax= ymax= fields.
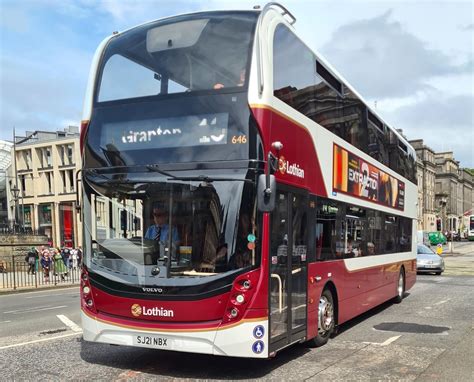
xmin=97 ymin=12 xmax=258 ymax=103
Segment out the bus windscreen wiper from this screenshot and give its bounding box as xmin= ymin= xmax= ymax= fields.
xmin=145 ymin=164 xmax=178 ymax=179
xmin=167 ymin=175 xmax=253 ymax=183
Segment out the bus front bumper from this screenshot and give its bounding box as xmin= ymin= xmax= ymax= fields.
xmin=81 ymin=310 xmax=268 ymax=358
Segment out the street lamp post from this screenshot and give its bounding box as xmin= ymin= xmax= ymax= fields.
xmin=11 ymin=185 xmax=20 ymax=233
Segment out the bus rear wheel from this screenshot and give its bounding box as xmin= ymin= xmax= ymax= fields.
xmin=393 ymin=268 xmax=405 ymax=304
xmin=306 ymin=289 xmax=335 ymax=347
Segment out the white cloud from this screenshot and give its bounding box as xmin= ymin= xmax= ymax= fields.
xmin=320 ymin=10 xmax=472 ymax=99
xmin=387 ymin=92 xmax=474 ymax=167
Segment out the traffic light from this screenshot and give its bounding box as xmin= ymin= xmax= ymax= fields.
xmin=436 ymin=218 xmax=441 ymax=232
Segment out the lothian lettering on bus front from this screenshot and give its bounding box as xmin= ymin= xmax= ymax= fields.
xmin=122 ymin=127 xmax=183 ymax=144
xmin=278 ymin=156 xmax=305 ymax=179
xmin=142 ymin=307 xmax=174 ymax=317
xmin=131 ymin=303 xmax=174 ymax=317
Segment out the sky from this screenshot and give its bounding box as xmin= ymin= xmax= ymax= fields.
xmin=1 ymin=0 xmax=473 ymax=167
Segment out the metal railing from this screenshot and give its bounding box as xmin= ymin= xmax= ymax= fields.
xmin=0 ymin=224 xmax=42 ymax=235
xmin=0 ymin=255 xmax=81 ymax=290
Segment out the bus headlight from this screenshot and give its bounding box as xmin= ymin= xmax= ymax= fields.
xmin=83 ymin=286 xmax=91 ymax=295
xmin=235 ymin=294 xmax=245 ymax=304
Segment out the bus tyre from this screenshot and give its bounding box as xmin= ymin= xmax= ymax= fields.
xmin=306 ymin=289 xmax=335 ymax=348
xmin=394 ymin=269 xmax=405 ymax=304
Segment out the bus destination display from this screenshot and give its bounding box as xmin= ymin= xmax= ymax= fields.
xmin=102 ymin=113 xmax=229 ymax=150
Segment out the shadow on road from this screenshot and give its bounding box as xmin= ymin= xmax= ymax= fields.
xmin=79 ymin=337 xmax=311 ymax=379
xmin=335 ymin=293 xmax=411 ymax=336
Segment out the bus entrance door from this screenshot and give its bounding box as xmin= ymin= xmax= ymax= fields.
xmin=269 ymin=190 xmax=308 ymax=352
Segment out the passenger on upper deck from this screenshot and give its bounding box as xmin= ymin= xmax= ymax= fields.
xmin=213 ymin=69 xmax=246 ymax=90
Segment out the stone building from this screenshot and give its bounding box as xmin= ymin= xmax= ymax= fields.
xmin=408 ymin=140 xmax=473 ymax=234
xmin=408 ymin=139 xmax=437 ymax=231
xmin=6 ymin=127 xmax=82 ymax=247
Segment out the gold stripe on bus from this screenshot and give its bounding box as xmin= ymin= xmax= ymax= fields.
xmin=82 ymin=308 xmax=267 ymax=333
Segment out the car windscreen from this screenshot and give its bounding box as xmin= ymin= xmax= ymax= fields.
xmin=417 ymin=245 xmax=436 ymax=255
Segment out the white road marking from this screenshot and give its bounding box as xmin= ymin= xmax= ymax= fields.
xmin=0 ymin=332 xmax=82 ymax=350
xmin=0 ymin=287 xmax=78 ymax=298
xmin=363 ymin=335 xmax=402 ymax=346
xmin=433 ymin=299 xmax=451 ymax=306
xmin=0 ymin=321 xmax=12 ymax=324
xmin=25 ymin=293 xmax=77 ymax=299
xmin=56 ymin=315 xmax=82 ymax=332
xmin=4 ymin=305 xmax=67 ymax=314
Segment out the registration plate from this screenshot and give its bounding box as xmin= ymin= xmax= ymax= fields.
xmin=133 ymin=334 xmax=169 ymax=348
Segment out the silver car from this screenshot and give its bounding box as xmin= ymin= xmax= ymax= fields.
xmin=417 ymin=244 xmax=445 ymax=275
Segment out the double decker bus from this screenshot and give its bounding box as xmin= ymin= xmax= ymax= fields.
xmin=79 ymin=3 xmax=417 ymax=358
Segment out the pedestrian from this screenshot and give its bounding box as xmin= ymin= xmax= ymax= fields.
xmin=26 ymin=247 xmax=38 ymax=275
xmin=71 ymin=249 xmax=78 ymax=270
xmin=40 ymin=251 xmax=51 ymax=283
xmin=53 ymin=248 xmax=67 ymax=281
xmin=61 ymin=247 xmax=70 ymax=271
xmin=76 ymin=246 xmax=83 ymax=267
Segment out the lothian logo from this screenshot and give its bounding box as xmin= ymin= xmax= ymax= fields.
xmin=278 ymin=156 xmax=305 ymax=179
xmin=131 ymin=304 xmax=142 ymax=317
xmin=130 ymin=304 xmax=174 ymax=317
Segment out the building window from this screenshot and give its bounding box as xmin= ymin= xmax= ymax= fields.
xmin=68 ymin=170 xmax=75 ymax=192
xmin=21 ymin=205 xmax=32 ymax=227
xmin=38 ymin=203 xmax=53 ymax=242
xmin=59 ymin=202 xmax=75 ymax=247
xmin=19 ymin=175 xmax=26 ymax=194
xmin=60 ymin=171 xmax=66 ymax=193
xmin=46 ymin=172 xmax=53 ymax=194
xmin=67 ymin=144 xmax=74 ymax=165
xmin=23 ymin=150 xmax=31 ymax=170
xmin=59 ymin=145 xmax=65 ymax=165
xmin=46 ymin=147 xmax=52 ymax=167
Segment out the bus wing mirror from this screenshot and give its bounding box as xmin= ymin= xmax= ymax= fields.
xmin=257 ymin=174 xmax=276 ymax=212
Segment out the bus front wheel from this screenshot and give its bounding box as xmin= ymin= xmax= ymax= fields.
xmin=306 ymin=289 xmax=335 ymax=347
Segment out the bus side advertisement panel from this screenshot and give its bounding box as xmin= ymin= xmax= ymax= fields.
xmin=333 ymin=144 xmax=405 ymax=211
